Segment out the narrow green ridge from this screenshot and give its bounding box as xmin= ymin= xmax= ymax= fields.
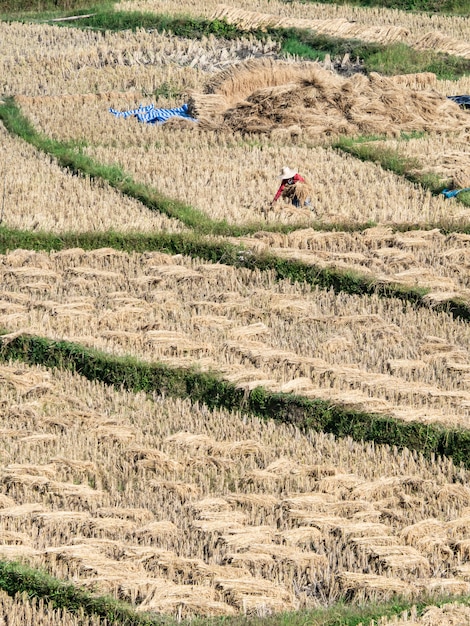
xmin=1 ymin=561 xmax=470 ymax=626
xmin=1 ymin=332 xmax=470 ymax=468
xmin=0 ymin=560 xmax=167 ymax=626
xmin=334 ymin=137 xmax=470 ymax=209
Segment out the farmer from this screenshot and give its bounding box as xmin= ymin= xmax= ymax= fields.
xmin=271 ymin=166 xmax=312 ymax=208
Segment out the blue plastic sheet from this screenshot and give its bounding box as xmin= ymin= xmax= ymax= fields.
xmin=447 ymin=95 xmax=470 ymax=109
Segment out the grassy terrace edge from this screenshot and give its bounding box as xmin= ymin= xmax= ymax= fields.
xmin=334 ymin=136 xmax=470 ymax=209
xmin=1 ymin=331 xmax=470 ymax=469
xmin=1 ymin=562 xmax=470 ymax=626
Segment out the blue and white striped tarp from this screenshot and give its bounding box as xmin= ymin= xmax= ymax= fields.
xmin=447 ymin=95 xmax=470 ymax=109
xmin=109 ymin=103 xmax=197 ymax=124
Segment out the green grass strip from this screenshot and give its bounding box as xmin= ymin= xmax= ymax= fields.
xmin=0 ymin=560 xmax=167 ymax=625
xmin=1 ymin=560 xmax=470 ymax=626
xmin=334 ymin=136 xmax=470 ymax=209
xmin=1 ymin=332 xmax=469 ymax=468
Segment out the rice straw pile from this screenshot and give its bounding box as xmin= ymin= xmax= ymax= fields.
xmin=188 ymin=59 xmax=469 ymax=138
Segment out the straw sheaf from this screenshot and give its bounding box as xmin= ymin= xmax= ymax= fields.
xmin=400 ymin=519 xmax=447 ymax=544
xmin=350 ymin=536 xmax=399 ymax=548
xmin=453 ymin=539 xmax=470 ymax=560
xmin=125 ymin=445 xmax=182 ymax=472
xmin=280 ymin=492 xmax=337 ymax=512
xmin=367 ymin=545 xmax=431 ymax=576
xmin=0 ymin=503 xmax=45 ymax=517
xmin=47 ymin=481 xmax=105 ymax=502
xmin=337 ymin=572 xmax=416 ymax=597
xmin=149 ymin=479 xmax=201 ymax=500
xmin=214 ymin=576 xmax=295 ymax=608
xmin=133 ymin=520 xmax=179 ymax=540
xmin=454 ymin=563 xmax=470 ymax=580
xmin=0 ymin=493 xmax=16 ymax=509
xmin=229 ymin=323 xmax=271 ymax=339
xmin=191 ymin=511 xmax=248 ymax=533
xmin=93 ymin=424 xmax=137 ymax=444
xmin=0 ymin=544 xmax=41 ymax=559
xmin=148 ymin=264 xmax=204 ymax=281
xmin=190 ymin=497 xmax=232 ymax=513
xmin=413 ymin=602 xmax=470 ymax=625
xmin=0 ymin=530 xmax=32 ymax=546
xmin=225 ymin=493 xmax=279 ymax=509
xmin=32 ymin=510 xmax=91 ymax=526
xmin=145 ymin=330 xmax=210 ymax=354
xmin=191 ymin=314 xmax=236 ymax=330
xmin=328 ymin=500 xmax=381 ymax=520
xmin=224 ymin=543 xmax=328 ymax=571
xmin=209 ymin=439 xmax=266 ymax=458
xmin=164 ymin=431 xmax=216 ymax=450
xmin=318 ymin=473 xmax=366 ymax=494
xmin=351 ymin=475 xmax=429 ymax=500
xmin=138 ymin=590 xmax=237 ymax=618
xmin=218 ymin=526 xmax=277 ymax=550
xmin=82 ymin=517 xmax=138 ymax=536
xmin=50 ymin=456 xmax=99 ymax=473
xmin=278 ymin=527 xmax=324 ymax=547
xmin=437 ymin=484 xmax=470 ymax=507
xmin=445 ymin=515 xmax=470 ymax=537
xmin=414 ymin=31 xmax=470 ymax=59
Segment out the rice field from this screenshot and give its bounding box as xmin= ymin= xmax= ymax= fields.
xmin=0 ymin=20 xmax=279 ymax=98
xmin=0 ymin=359 xmax=470 ymax=617
xmin=0 ymin=590 xmax=112 ymax=626
xmin=2 ymin=248 xmax=470 ymax=430
xmin=356 ymin=131 xmax=470 ymax=189
xmin=14 ymin=87 xmax=468 ymax=228
xmin=116 ymin=0 xmax=470 ymax=58
xmin=2 ymin=1 xmax=470 ymax=621
xmin=0 ymin=124 xmax=185 ymax=234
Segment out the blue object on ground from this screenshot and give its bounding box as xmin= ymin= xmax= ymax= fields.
xmin=109 ymin=103 xmax=197 ymax=124
xmin=447 ymin=95 xmax=470 ymax=109
xmin=441 ymin=188 xmax=470 ymax=198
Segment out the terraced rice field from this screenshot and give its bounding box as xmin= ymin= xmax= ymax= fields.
xmin=1 ymin=0 xmax=470 ymax=621
xmin=117 ymin=0 xmax=470 ymax=58
xmin=1 ymin=361 xmax=470 ymax=616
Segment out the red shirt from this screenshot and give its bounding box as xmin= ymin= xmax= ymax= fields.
xmin=273 ymin=173 xmax=305 ymax=202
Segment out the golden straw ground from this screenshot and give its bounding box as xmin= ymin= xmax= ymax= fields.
xmin=1 ymin=361 xmax=470 ymax=616
xmin=0 ymin=124 xmax=185 ymax=234
xmin=2 ymin=249 xmax=470 ymax=429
